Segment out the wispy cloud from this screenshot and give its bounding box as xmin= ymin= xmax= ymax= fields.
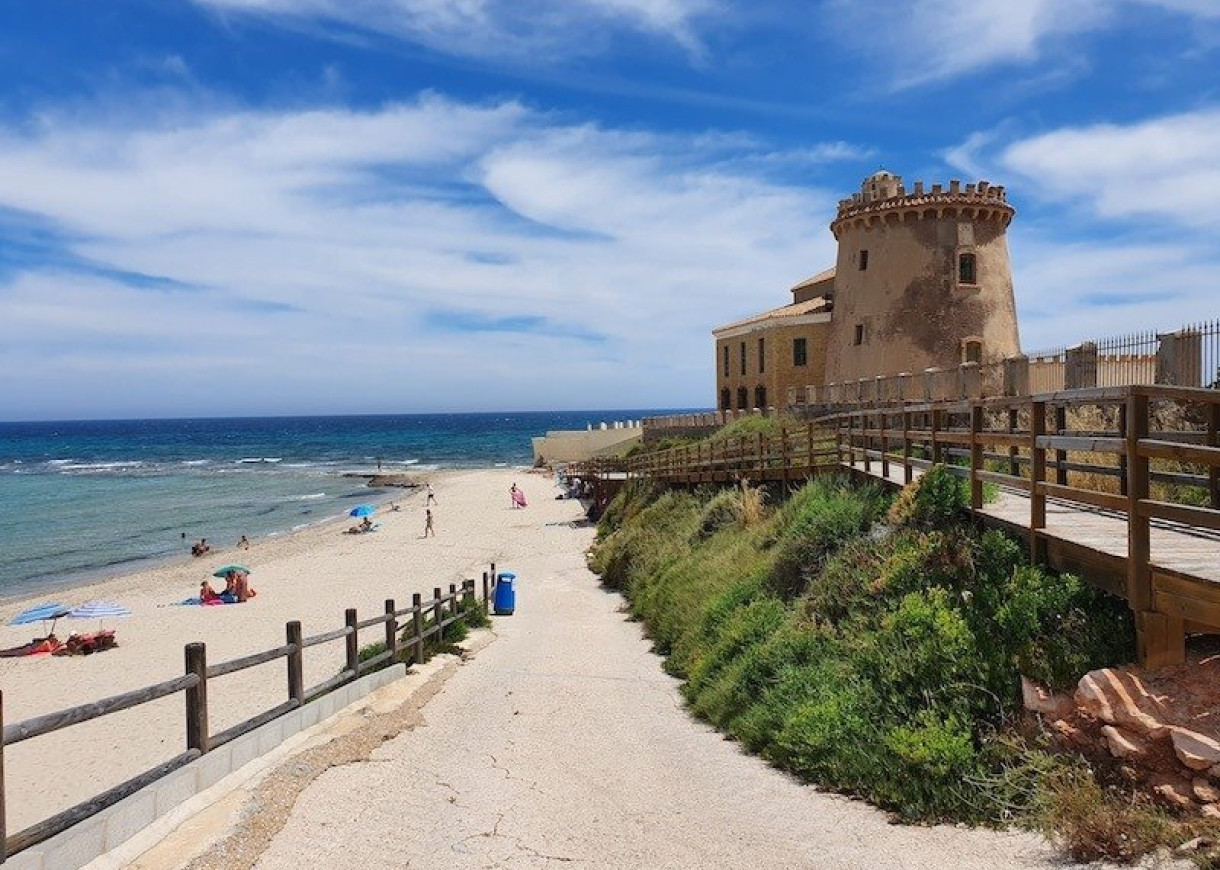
xmin=0 ymin=91 xmax=841 ymax=417
xmin=190 ymin=0 xmax=720 ymax=62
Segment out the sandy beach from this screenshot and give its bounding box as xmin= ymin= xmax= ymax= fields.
xmin=0 ymin=467 xmax=572 ymax=835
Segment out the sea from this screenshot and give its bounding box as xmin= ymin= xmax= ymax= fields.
xmin=0 ymin=411 xmax=678 ymax=601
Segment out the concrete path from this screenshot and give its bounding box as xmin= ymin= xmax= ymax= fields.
xmin=236 ymin=524 xmax=1095 ymax=870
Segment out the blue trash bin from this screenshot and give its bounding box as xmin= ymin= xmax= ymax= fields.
xmin=493 ymin=572 xmax=516 ymax=615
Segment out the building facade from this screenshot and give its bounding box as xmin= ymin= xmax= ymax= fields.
xmin=713 ymin=171 xmax=1020 ymax=407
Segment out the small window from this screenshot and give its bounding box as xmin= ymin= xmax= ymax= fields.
xmin=720 ymin=388 xmax=731 ymax=411
xmin=854 ymin=323 xmax=866 ymax=346
xmin=793 ymin=337 xmax=808 ymax=367
xmin=736 ymin=387 xmax=748 ymax=410
xmin=740 ymin=341 xmax=746 ymax=376
xmin=722 ymin=344 xmax=729 ymax=377
xmin=859 ymin=250 xmax=869 ymax=271
xmin=758 ymin=337 xmax=765 ymax=374
xmin=959 ymin=252 xmax=977 ymax=284
xmin=964 ymin=340 xmax=983 ymax=364
xmin=754 ymin=386 xmax=767 ymax=409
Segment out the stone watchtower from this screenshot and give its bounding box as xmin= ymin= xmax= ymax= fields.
xmin=823 ymin=171 xmax=1020 ymax=383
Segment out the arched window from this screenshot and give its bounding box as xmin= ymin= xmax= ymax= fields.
xmin=737 ymin=387 xmax=748 ymax=410
xmin=720 ymin=389 xmax=731 ymax=411
xmin=754 ymin=386 xmax=767 ymax=410
xmin=958 ymin=252 xmax=977 ymax=285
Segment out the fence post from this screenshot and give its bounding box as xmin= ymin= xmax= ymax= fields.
xmin=1030 ymin=401 xmax=1047 ymax=564
xmin=1007 ymin=407 xmax=1020 ymax=478
xmin=463 ymin=580 xmax=475 ymax=609
xmin=970 ymin=403 xmax=984 ymax=510
xmin=931 ymin=409 xmax=944 ymax=465
xmin=780 ymin=427 xmax=790 ymax=492
xmin=449 ymin=584 xmax=458 ymax=623
xmin=482 ymin=571 xmax=490 ymax=614
xmin=185 ymin=642 xmax=209 ymax=754
xmin=880 ymin=409 xmax=889 ymax=479
xmin=1118 ymin=409 xmax=1129 ymax=497
xmin=1054 ymin=405 xmax=1068 ymax=486
xmin=411 ymin=594 xmax=425 ymax=665
xmin=862 ymin=411 xmax=872 ymax=474
xmin=756 ymin=432 xmax=764 ymax=481
xmin=286 ymin=622 xmax=304 ymax=705
xmin=1210 ymin=404 xmax=1220 ymax=510
xmin=344 ymin=609 xmax=359 ymax=677
xmin=384 ymin=599 xmax=398 ymax=664
xmin=902 ymin=409 xmax=912 ymax=484
xmin=806 ymin=422 xmax=815 ymax=477
xmin=433 ymin=588 xmax=444 ymax=644
xmin=1 ymin=690 xmax=6 ymax=863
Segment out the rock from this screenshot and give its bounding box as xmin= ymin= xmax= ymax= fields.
xmin=1075 ymin=668 xmax=1169 ymax=739
xmin=1101 ymin=725 xmax=1149 ymax=760
xmin=1176 ymin=836 xmax=1214 ymax=855
xmin=1211 ymin=764 xmax=1220 ymax=780
xmin=1194 ymin=778 xmax=1220 ymax=804
xmin=1171 ymin=728 xmax=1220 ymax=771
xmin=1051 ymin=719 xmax=1095 ymax=751
xmin=1150 ymin=774 xmax=1197 ymax=811
xmin=1202 ymin=803 xmax=1220 ymax=821
xmin=1021 ymin=676 xmax=1076 ymax=719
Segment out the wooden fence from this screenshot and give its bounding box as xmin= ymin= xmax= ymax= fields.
xmin=0 ymin=567 xmax=503 ymax=862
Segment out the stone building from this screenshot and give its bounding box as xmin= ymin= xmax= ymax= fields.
xmin=712 ymin=170 xmax=1020 ymax=410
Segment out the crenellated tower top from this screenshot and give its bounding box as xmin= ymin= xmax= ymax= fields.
xmin=830 ymin=171 xmax=1014 ymax=239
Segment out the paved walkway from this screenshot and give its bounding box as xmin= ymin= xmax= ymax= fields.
xmin=236 ymin=526 xmax=1097 ymax=870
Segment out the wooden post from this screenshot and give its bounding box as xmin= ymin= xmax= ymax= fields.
xmin=411 ymin=593 xmax=425 ymax=664
xmin=1007 ymin=407 xmax=1020 ymax=479
xmin=970 ymin=404 xmax=984 ymax=510
xmin=1118 ymin=409 xmax=1129 ymax=497
xmin=344 ymin=609 xmax=359 ymax=677
xmin=184 ymin=642 xmax=209 ymax=754
xmin=449 ymin=583 xmax=459 ymax=623
xmin=1054 ymin=404 xmax=1068 ymax=486
xmin=780 ymin=427 xmax=790 ymax=492
xmin=756 ymin=432 xmax=764 ymax=481
xmin=1210 ymin=403 xmax=1220 ymax=509
xmin=931 ymin=409 xmax=944 ymax=465
xmin=1 ymin=691 xmax=6 ymax=863
xmin=806 ymin=422 xmax=814 ymax=477
xmin=433 ymin=588 xmax=444 ymax=644
xmin=902 ymin=409 xmax=912 ymax=484
xmin=482 ymin=571 xmax=490 ymax=614
xmin=384 ymin=599 xmax=398 ymax=663
xmin=879 ymin=409 xmax=889 ymax=480
xmin=846 ymin=413 xmax=854 ymax=469
xmin=1126 ymin=393 xmax=1151 ymax=614
xmin=1030 ymin=401 xmax=1047 ymax=564
xmin=286 ymin=622 xmax=304 ymax=704
xmin=862 ymin=411 xmax=872 ymax=474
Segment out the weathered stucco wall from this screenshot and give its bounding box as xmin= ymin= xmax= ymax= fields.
xmin=715 ymin=319 xmax=830 ymax=410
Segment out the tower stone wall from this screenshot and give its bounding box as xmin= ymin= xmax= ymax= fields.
xmin=823 ymin=172 xmax=1020 ymax=384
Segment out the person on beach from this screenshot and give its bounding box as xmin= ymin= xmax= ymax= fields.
xmin=510 ymin=482 xmax=518 ymax=508
xmin=424 ymin=508 xmax=435 ymax=537
xmin=426 ymin=483 xmax=437 ymax=505
xmin=237 ymin=535 xmax=249 ymax=550
xmin=360 ymin=516 xmax=373 ymax=532
xmin=199 ymin=580 xmax=221 ymax=604
xmin=191 ymin=538 xmax=211 ymax=557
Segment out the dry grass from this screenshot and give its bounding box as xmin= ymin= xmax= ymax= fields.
xmin=739 ymin=479 xmax=768 ymax=526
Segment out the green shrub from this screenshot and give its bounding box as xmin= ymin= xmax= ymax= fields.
xmin=888 ymin=465 xmax=968 ymax=529
xmin=695 ymin=489 xmax=743 ymax=540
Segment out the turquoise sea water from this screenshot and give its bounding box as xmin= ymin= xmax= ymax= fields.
xmin=0 ymin=411 xmax=676 ymax=600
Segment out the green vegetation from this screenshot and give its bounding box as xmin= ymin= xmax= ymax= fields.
xmin=590 ymin=466 xmax=1157 ymax=845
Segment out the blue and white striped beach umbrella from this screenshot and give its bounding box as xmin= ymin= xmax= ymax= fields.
xmin=8 ymin=602 xmax=69 ymax=626
xmin=67 ymin=601 xmax=131 ymax=620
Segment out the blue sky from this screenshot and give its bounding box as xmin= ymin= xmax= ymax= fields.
xmin=0 ymin=0 xmax=1217 ymax=419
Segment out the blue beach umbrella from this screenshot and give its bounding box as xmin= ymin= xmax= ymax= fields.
xmin=349 ymin=505 xmax=375 ymax=517
xmin=67 ymin=601 xmax=132 ymax=620
xmin=9 ymin=602 xmax=69 ymax=626
xmin=211 ymin=564 xmax=250 ymax=578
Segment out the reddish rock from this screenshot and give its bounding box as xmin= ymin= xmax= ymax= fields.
xmin=1202 ymin=803 xmax=1220 ymax=821
xmin=1100 ymin=724 xmax=1150 ymax=760
xmin=1193 ymin=778 xmax=1220 ymax=804
xmin=1210 ymin=764 xmax=1220 ymax=781
xmin=1021 ymin=676 xmax=1075 ymax=719
xmin=1150 ymin=773 xmax=1197 ymax=811
xmin=1075 ymin=669 xmax=1169 ymax=739
xmin=1171 ymin=728 xmax=1220 ymax=771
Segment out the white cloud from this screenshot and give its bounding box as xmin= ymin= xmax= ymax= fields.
xmin=191 ymin=0 xmax=718 ymax=61
xmin=0 ymin=93 xmax=840 ymax=418
xmin=823 ymin=0 xmax=1215 ymax=87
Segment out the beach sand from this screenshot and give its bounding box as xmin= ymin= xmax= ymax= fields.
xmin=0 ymin=467 xmax=573 ymax=835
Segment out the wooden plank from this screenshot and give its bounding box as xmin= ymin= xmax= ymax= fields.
xmin=1138 ymin=439 xmax=1220 ymax=467
xmin=1127 ymin=394 xmax=1153 ymax=616
xmin=207 ymin=643 xmax=294 ymax=678
xmin=1138 ymin=500 xmax=1220 ymax=532
xmin=5 ymin=750 xmax=200 ymax=857
xmin=210 ymin=700 xmax=299 ymax=749
xmin=356 ymin=612 xmax=392 ymax=630
xmin=1036 ymin=435 xmax=1125 ymax=454
xmin=304 ymin=671 xmax=353 ymax=703
xmin=1154 ymin=590 xmax=1220 ymax=631
xmin=412 ymin=592 xmax=425 ymax=665
xmin=1038 ymin=482 xmax=1129 ymax=513
xmin=287 ymin=622 xmax=304 ymax=705
xmin=974 ymin=431 xmax=1027 ymax=448
xmin=345 ymin=608 xmax=359 ymax=675
xmin=1152 ymin=569 xmax=1220 ymax=606
xmin=302 ymin=626 xmax=352 ymax=648
xmin=3 ymin=672 xmax=199 ymax=747
xmin=975 ymin=469 xmax=1031 ymax=492
xmin=1054 ymin=404 xmax=1068 ymax=487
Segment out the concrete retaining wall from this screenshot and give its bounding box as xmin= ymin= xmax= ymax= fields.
xmin=5 ymin=664 xmax=408 ymax=870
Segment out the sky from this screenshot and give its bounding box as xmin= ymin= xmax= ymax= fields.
xmin=0 ymin=0 xmax=1217 ymax=420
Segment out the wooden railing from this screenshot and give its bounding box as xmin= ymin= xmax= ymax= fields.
xmin=625 ymin=422 xmax=839 ymax=485
xmin=817 ymin=384 xmax=1220 ymax=668
xmin=0 ymin=567 xmax=503 ymax=862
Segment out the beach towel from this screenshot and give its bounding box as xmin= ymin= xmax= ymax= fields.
xmin=513 ymin=490 xmax=527 ymax=508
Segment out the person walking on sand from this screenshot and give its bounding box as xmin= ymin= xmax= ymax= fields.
xmin=426 ymin=483 xmax=437 ymax=505
xmin=423 ymin=508 xmax=435 ymax=537
xmin=510 ymin=482 xmax=518 ymax=508
xmin=237 ymin=535 xmax=249 ymax=550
